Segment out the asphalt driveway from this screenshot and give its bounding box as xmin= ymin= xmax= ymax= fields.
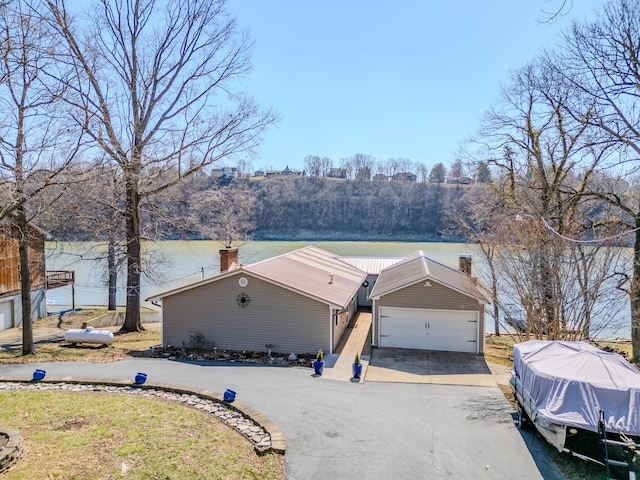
xmin=0 ymin=358 xmax=563 ymax=479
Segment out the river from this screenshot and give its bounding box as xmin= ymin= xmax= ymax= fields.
xmin=44 ymin=240 xmax=474 ymax=308
xmin=44 ymin=239 xmax=632 ymax=339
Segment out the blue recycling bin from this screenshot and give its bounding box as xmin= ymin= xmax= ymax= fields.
xmin=223 ymin=389 xmax=236 ymax=402
xmin=33 ymin=369 xmax=46 ymax=381
xmin=134 ymin=372 xmax=147 ymax=384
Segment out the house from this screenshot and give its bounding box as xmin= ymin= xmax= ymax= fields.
xmin=370 ymin=252 xmax=487 ymax=354
xmin=327 ymin=168 xmax=347 ymax=179
xmin=148 ymin=246 xmax=366 ymax=355
xmin=210 ymin=166 xmax=238 ymax=182
xmin=446 ymin=176 xmax=473 ymax=185
xmin=254 ymin=170 xmax=265 ymax=177
xmin=0 ymin=217 xmax=47 ymax=330
xmin=264 ymin=166 xmax=304 ymax=177
xmin=149 ymin=246 xmax=488 ymax=356
xmin=392 ymin=172 xmax=417 ymax=182
xmin=372 ymin=173 xmax=389 ymax=181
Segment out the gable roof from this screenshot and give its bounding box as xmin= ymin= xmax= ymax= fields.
xmin=147 ymin=245 xmax=366 ymax=309
xmin=244 ymin=245 xmax=366 ymax=307
xmin=369 ymin=250 xmax=488 ymax=303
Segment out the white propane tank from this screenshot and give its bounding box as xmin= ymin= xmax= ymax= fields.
xmin=64 ymin=327 xmax=114 ymax=345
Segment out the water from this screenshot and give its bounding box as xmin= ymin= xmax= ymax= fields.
xmin=44 ymin=239 xmax=632 ymax=339
xmin=44 ymin=240 xmax=473 ymax=308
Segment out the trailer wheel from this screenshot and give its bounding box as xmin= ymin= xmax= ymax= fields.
xmin=517 ymin=403 xmax=531 ymax=430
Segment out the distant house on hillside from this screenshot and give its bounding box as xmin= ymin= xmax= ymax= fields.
xmin=446 ymin=176 xmax=473 ymax=185
xmin=211 ymin=167 xmax=238 ymax=182
xmin=372 ymin=173 xmax=389 ymax=181
xmin=392 ymin=172 xmax=417 ymax=182
xmin=327 ymin=168 xmax=347 ymax=179
xmin=254 ymin=170 xmax=265 ymax=177
xmin=265 ymin=166 xmax=304 ymax=177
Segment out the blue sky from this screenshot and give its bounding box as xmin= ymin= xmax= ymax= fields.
xmin=228 ymin=0 xmax=604 ymax=172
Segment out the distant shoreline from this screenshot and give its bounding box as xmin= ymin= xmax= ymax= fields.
xmin=250 ymin=230 xmax=466 ymax=243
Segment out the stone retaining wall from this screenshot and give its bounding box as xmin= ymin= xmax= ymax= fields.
xmin=0 ymin=428 xmax=23 ymax=474
xmin=0 ymin=378 xmax=286 ymax=456
xmin=87 ymin=309 xmax=160 ymax=327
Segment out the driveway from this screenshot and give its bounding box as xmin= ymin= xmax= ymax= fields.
xmin=366 ymin=348 xmax=497 ymax=386
xmin=0 ymin=358 xmax=563 ymax=479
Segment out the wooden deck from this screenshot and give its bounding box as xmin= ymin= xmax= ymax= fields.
xmin=45 ymin=270 xmax=75 ymax=290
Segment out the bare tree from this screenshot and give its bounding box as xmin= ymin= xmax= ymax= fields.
xmin=449 ymin=159 xmax=465 ymax=179
xmin=350 ymin=153 xmax=374 ymax=181
xmin=476 ymin=57 xmax=627 ymax=341
xmin=553 ymin=0 xmax=640 ymax=359
xmin=44 ymin=0 xmax=277 ymax=332
xmin=0 ymin=0 xmax=82 ymax=354
xmin=303 ymin=155 xmax=323 ymax=177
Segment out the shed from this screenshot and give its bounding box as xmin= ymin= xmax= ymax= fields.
xmin=148 ymin=246 xmax=366 ymax=355
xmin=0 ymin=217 xmax=47 ymax=330
xmin=370 ymin=252 xmax=488 ymax=354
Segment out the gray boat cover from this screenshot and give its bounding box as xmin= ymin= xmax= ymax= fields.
xmin=513 ymin=340 xmax=640 ymax=435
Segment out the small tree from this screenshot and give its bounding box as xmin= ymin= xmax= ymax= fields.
xmin=429 ymin=163 xmax=447 ymax=183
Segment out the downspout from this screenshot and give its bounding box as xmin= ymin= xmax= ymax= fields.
xmin=151 ymin=299 xmax=163 ymax=346
xmin=329 ymin=307 xmax=334 ymax=354
xmin=371 ymin=298 xmax=376 ymax=347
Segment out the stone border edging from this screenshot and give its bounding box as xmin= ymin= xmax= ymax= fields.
xmin=0 ymin=428 xmax=23 ymax=475
xmin=0 ymin=377 xmax=286 ymax=455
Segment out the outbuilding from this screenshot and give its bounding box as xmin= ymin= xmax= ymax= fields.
xmin=370 ymin=252 xmax=488 ymax=354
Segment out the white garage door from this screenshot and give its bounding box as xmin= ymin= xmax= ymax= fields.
xmin=0 ymin=299 xmax=14 ymax=330
xmin=379 ymin=307 xmax=478 ymax=353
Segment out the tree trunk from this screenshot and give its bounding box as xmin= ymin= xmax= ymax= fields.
xmin=121 ymin=177 xmax=143 ymax=332
xmin=17 ymin=206 xmax=34 ymax=355
xmin=107 ymin=237 xmax=117 ymax=311
xmin=632 ymin=221 xmax=640 ymax=363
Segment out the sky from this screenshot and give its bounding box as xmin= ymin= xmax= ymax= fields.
xmin=226 ymin=0 xmax=605 ymax=173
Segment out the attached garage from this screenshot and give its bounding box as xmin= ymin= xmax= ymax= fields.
xmin=370 ymin=252 xmax=488 ymax=354
xmin=379 ymin=307 xmax=478 ymax=353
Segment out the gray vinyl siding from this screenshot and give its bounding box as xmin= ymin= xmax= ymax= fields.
xmin=374 ymin=281 xmax=485 ymax=354
xmin=162 ymin=274 xmax=332 ymax=355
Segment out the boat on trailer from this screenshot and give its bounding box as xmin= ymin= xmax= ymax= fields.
xmin=510 ymin=340 xmax=640 ymax=479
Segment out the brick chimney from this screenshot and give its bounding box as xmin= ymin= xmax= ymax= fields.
xmin=459 ymin=254 xmax=472 ymax=276
xmin=220 ymin=246 xmax=239 ymax=272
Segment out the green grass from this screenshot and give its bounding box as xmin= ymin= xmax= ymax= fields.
xmin=0 ymin=390 xmax=284 ymax=479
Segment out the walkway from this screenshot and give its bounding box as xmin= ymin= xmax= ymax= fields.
xmin=321 ymin=310 xmax=372 ymax=382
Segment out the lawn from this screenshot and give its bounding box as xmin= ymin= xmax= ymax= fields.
xmin=0 ymin=390 xmax=284 ymax=479
xmin=0 ymin=310 xmax=160 ymax=364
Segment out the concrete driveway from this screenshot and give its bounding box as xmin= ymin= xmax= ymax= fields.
xmin=366 ymin=348 xmax=497 ymax=386
xmin=0 ymin=358 xmax=562 ymax=479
